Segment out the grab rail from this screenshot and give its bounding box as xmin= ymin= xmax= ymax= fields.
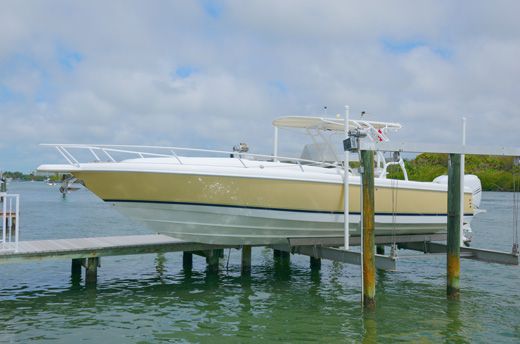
xmin=41 ymin=143 xmax=343 ymax=172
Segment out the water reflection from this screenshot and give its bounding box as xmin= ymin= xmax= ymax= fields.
xmin=362 ymin=312 xmax=377 ymax=344
xmin=443 ymin=300 xmax=468 ymax=344
xmin=154 ymin=253 xmax=166 ymax=280
xmin=237 ymin=274 xmax=254 ymax=335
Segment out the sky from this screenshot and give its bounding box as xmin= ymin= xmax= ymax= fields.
xmin=1 ymin=0 xmax=519 ymax=172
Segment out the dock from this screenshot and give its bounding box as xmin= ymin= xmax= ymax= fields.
xmin=0 ymin=234 xmax=236 ymax=284
xmin=0 ymin=234 xmax=233 ymax=263
xmin=0 ymin=231 xmax=516 ymax=287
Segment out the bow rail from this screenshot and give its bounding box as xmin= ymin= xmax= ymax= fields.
xmin=41 ymin=144 xmax=345 ymax=172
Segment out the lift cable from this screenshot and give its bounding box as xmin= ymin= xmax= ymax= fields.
xmin=390 ymin=176 xmax=399 ymax=258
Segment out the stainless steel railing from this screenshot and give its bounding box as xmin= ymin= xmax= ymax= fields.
xmin=41 ymin=144 xmax=343 ymax=172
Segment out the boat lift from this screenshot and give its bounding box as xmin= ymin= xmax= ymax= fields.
xmin=343 ymin=130 xmax=520 ymax=307
xmin=0 ymin=116 xmax=518 ymax=300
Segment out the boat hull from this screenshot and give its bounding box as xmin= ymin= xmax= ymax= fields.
xmin=66 ymin=166 xmax=475 ymax=245
xmin=112 ymin=201 xmax=471 ymax=245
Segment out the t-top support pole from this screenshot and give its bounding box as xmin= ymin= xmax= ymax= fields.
xmin=273 ymin=126 xmax=279 ymax=162
xmin=460 ymin=117 xmax=466 ymax=246
xmin=344 ymin=105 xmax=350 ymax=249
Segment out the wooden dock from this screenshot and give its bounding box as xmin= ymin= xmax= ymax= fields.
xmin=0 ymin=234 xmax=236 ymax=285
xmin=0 ymin=234 xmax=232 ymax=264
xmin=0 ymin=232 xmax=515 ymax=288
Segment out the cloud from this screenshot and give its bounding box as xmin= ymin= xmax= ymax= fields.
xmin=0 ymin=0 xmax=520 ymax=171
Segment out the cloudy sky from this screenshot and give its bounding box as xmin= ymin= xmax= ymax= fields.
xmin=1 ymin=0 xmax=519 ymax=172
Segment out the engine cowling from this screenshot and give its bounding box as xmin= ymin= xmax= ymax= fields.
xmin=432 ymin=174 xmax=482 ymax=209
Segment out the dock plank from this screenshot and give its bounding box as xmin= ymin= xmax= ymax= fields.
xmin=0 ymin=234 xmax=234 ymax=264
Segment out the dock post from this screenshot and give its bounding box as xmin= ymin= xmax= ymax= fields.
xmin=206 ymin=250 xmax=219 ymax=273
xmin=71 ymin=258 xmax=83 ymax=286
xmin=85 ymin=257 xmax=99 ymax=285
xmin=281 ymin=250 xmax=290 ymax=263
xmin=183 ymin=252 xmax=193 ymax=271
xmin=361 ymin=149 xmax=376 ymax=309
xmin=71 ymin=258 xmax=82 ymax=276
xmin=447 ymin=153 xmax=461 ymax=299
xmin=241 ymin=245 xmax=252 ymax=274
xmin=274 ymin=249 xmax=290 ymax=264
xmin=310 ymin=256 xmax=321 ymax=270
xmin=0 ymin=176 xmax=6 ymax=192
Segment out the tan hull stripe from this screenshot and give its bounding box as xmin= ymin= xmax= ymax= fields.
xmin=74 ymin=171 xmax=474 ymax=215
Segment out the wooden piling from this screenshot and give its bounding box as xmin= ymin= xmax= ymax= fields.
xmin=0 ymin=180 xmax=6 ymax=192
xmin=206 ymin=250 xmax=219 ymax=273
xmin=447 ymin=153 xmax=461 ymax=299
xmin=71 ymin=258 xmax=83 ymax=286
xmin=241 ymin=246 xmax=252 ymax=274
xmin=310 ymin=256 xmax=321 ymax=270
xmin=361 ymin=150 xmax=376 ymax=309
xmin=85 ymin=257 xmax=99 ymax=285
xmin=276 ymin=250 xmax=290 ymax=263
xmin=183 ymin=252 xmax=193 ymax=270
xmin=71 ymin=258 xmax=82 ymax=276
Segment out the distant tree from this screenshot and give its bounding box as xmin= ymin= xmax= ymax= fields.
xmin=387 ymin=153 xmax=520 ymax=191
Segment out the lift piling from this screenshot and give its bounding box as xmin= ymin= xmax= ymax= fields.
xmin=361 ymin=149 xmax=376 ymax=309
xmin=358 ymin=138 xmax=520 ymax=303
xmin=447 ymin=154 xmax=462 ymax=299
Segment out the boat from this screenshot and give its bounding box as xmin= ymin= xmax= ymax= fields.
xmin=37 ymin=116 xmax=482 ymax=245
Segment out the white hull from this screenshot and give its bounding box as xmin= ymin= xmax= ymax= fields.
xmin=113 ymin=201 xmax=473 ymax=245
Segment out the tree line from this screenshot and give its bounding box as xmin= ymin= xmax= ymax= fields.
xmin=387 ymin=153 xmax=520 ymax=191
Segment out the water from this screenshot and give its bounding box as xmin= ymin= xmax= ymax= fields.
xmin=1 ymin=183 xmax=519 ymax=343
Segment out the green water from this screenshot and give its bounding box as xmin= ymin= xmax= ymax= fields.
xmin=1 ymin=183 xmax=519 ymax=343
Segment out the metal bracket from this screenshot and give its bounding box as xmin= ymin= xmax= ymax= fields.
xmin=343 ymin=129 xmax=368 ymax=152
xmin=392 ymin=151 xmax=401 ymax=162
xmin=390 ymin=243 xmax=398 ymax=259
xmin=343 ymin=137 xmax=359 ymax=152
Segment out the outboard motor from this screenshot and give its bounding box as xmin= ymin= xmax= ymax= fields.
xmin=432 ymin=174 xmax=483 ymax=246
xmin=432 ymin=174 xmax=482 ymax=209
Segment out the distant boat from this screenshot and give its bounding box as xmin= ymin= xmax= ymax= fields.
xmin=44 ymin=178 xmax=56 ymax=186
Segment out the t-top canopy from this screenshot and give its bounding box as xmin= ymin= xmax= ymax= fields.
xmin=272 ymin=116 xmax=402 ymax=132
